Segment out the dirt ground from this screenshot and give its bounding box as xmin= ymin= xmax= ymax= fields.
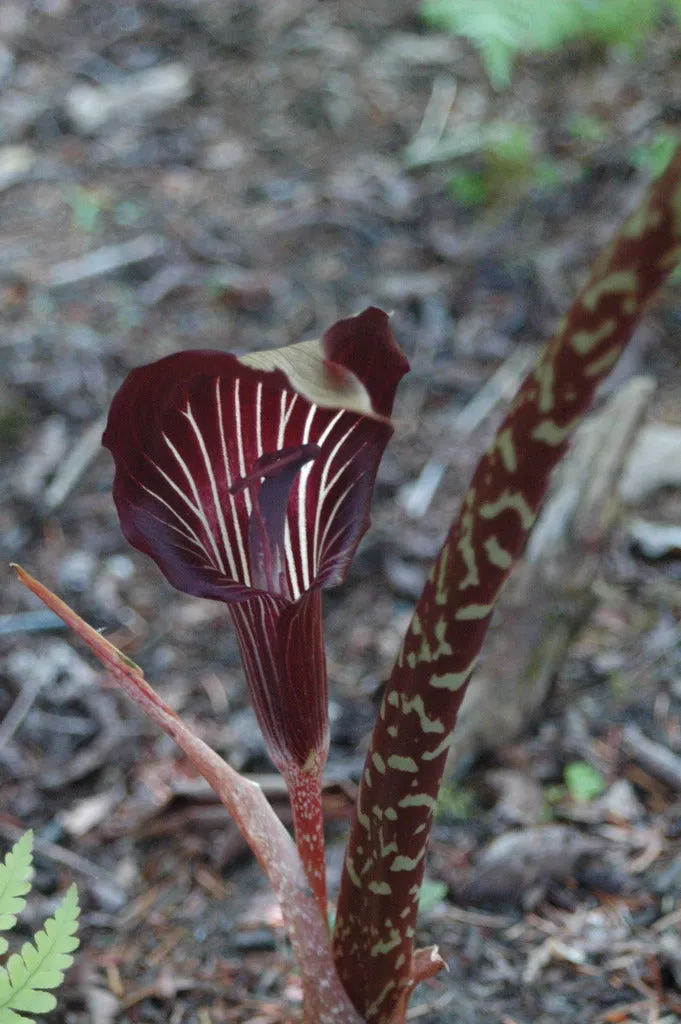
xmin=1 ymin=2 xmax=681 ymax=1022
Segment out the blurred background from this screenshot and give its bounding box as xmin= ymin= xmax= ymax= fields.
xmin=1 ymin=1 xmax=681 ymax=1021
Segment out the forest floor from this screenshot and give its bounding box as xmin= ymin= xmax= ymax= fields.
xmin=1 ymin=2 xmax=681 ymax=1022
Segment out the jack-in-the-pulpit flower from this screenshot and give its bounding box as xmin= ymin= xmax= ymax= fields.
xmin=102 ymin=307 xmax=408 ymax=908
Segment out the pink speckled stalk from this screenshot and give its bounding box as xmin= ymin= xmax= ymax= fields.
xmin=12 ymin=565 xmax=363 ymax=1024
xmin=334 ymin=149 xmax=681 ymax=1023
xmin=284 ymin=759 xmax=328 ymax=918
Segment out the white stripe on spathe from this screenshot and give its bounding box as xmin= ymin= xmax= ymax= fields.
xmin=182 ymin=401 xmax=239 ymax=581
xmin=150 ymin=444 xmax=225 ymax=574
xmin=216 ymin=378 xmax=251 ymax=586
xmin=233 ymin=378 xmax=251 ymax=518
xmin=319 ymin=472 xmax=365 ymax=569
xmin=296 ymin=403 xmax=317 ymax=592
xmin=255 ymin=381 xmax=263 ymax=459
xmin=312 ymin=418 xmax=358 ymax=576
xmin=139 ymin=476 xmax=211 ymax=561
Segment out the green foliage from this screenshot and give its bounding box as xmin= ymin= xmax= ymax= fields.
xmin=421 ymin=0 xmax=681 ymax=87
xmin=486 ymin=121 xmax=534 ymax=166
xmin=113 ymin=199 xmax=147 ymax=228
xmin=533 ymin=157 xmax=569 ymax=191
xmin=567 ymin=114 xmax=610 ymax=144
xmin=62 ymin=185 xmax=104 ymax=234
xmin=436 ymin=781 xmax=477 ymax=820
xmin=0 ymin=399 xmax=29 ymax=447
xmin=563 ymin=761 xmax=606 ymax=802
xmin=473 ymin=123 xmax=534 ymax=207
xmin=447 ymin=168 xmax=489 ymax=207
xmin=544 ymin=762 xmax=607 ymax=806
xmin=0 ymin=835 xmax=33 ymax=959
xmin=543 ymin=783 xmax=567 ymax=807
xmin=417 ymin=877 xmax=449 ymax=913
xmin=631 ymin=130 xmax=680 ymax=178
xmin=444 ymin=122 xmax=573 ymax=210
xmin=0 ymin=833 xmax=79 ymax=1024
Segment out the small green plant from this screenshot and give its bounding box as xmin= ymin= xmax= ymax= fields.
xmin=564 ymin=761 xmax=606 ymax=802
xmin=632 ymin=130 xmax=680 ymax=179
xmin=436 ymin=781 xmax=477 ymax=820
xmin=446 ymin=168 xmax=489 ymax=207
xmin=445 ymin=123 xmax=572 ymax=209
xmin=406 ymin=119 xmax=575 ymax=208
xmin=417 ymin=878 xmax=449 ymax=913
xmin=61 ymin=185 xmax=105 ymax=234
xmin=421 ymin=0 xmax=681 ymax=88
xmin=567 ymin=114 xmax=610 ymax=145
xmin=0 ymin=832 xmax=79 ymax=1024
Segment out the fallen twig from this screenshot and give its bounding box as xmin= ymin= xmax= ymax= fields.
xmin=43 ymin=413 xmax=108 ymax=511
xmin=621 ymin=725 xmax=681 ymax=792
xmin=48 ymin=235 xmax=165 ymax=289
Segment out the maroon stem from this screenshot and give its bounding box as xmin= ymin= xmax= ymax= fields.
xmin=12 ymin=565 xmax=364 ymax=1024
xmin=284 ymin=758 xmax=329 ymax=921
xmin=334 ymin=150 xmax=681 ymax=1022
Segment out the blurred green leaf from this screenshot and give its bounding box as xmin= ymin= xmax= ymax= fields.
xmin=447 ymin=169 xmax=488 ymax=206
xmin=0 ymin=401 xmax=29 ymax=447
xmin=113 ymin=201 xmax=147 ymax=228
xmin=436 ymin=783 xmax=476 ymax=820
xmin=567 ymin=114 xmax=609 ymax=144
xmin=544 ymin=783 xmax=567 ymax=805
xmin=62 ymin=186 xmax=104 ymax=234
xmin=418 ymin=878 xmax=449 ymax=913
xmin=631 ymin=131 xmax=680 ymax=178
xmin=533 ymin=157 xmax=568 ymax=191
xmin=564 ymin=761 xmax=605 ymax=803
xmin=580 ymin=0 xmax=658 ymax=46
xmin=421 ymin=0 xmax=673 ymax=88
xmin=486 ymin=122 xmax=534 ymax=166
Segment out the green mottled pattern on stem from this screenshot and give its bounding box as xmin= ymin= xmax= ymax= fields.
xmin=333 ymin=148 xmax=681 ymax=1022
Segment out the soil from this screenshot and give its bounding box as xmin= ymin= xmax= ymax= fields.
xmin=1 ymin=2 xmax=681 ymax=1022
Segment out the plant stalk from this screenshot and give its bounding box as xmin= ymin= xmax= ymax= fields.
xmin=333 ymin=148 xmax=681 ymax=1022
xmin=284 ymin=759 xmax=329 ymax=921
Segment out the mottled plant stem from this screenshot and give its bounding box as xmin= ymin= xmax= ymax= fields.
xmin=334 ymin=149 xmax=681 ymax=1023
xmin=284 ymin=760 xmax=329 ymax=920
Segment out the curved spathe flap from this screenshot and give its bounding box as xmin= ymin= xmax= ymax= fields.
xmin=103 ymin=308 xmax=409 ymax=604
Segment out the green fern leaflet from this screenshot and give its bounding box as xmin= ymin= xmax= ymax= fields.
xmin=0 ymin=834 xmax=79 ymax=1024
xmin=0 ymin=834 xmax=33 ymax=959
xmin=421 ymin=0 xmax=679 ymax=87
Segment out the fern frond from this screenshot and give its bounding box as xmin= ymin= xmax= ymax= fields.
xmin=511 ymin=0 xmax=585 ymax=51
xmin=0 ymin=835 xmax=33 ymax=958
xmin=421 ymin=0 xmax=670 ymax=87
xmin=0 ymin=884 xmax=79 ymax=1024
xmin=580 ymin=0 xmax=658 ymax=45
xmin=421 ymin=0 xmax=526 ymax=86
